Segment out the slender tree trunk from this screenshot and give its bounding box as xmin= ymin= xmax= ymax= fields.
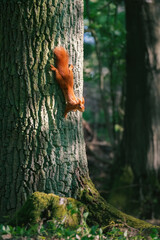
xmin=123 ymin=0 xmax=160 ymax=217
xmin=0 ymin=0 xmax=88 ymax=221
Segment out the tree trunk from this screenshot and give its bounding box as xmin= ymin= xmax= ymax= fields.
xmin=123 ymin=0 xmax=160 ymax=218
xmin=0 ymin=0 xmax=88 ymax=221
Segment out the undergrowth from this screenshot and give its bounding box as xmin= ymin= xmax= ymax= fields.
xmin=0 ymin=222 xmax=159 ymax=239
xmin=0 ymin=205 xmax=159 ymax=240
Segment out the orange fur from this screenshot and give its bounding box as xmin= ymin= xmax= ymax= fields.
xmin=50 ymin=46 xmax=85 ymax=118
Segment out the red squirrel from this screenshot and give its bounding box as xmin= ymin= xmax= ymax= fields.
xmin=50 ymin=46 xmax=85 ymax=118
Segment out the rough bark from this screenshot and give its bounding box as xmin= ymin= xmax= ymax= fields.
xmin=122 ymin=0 xmax=160 ymax=217
xmin=0 ymin=0 xmax=88 ymax=221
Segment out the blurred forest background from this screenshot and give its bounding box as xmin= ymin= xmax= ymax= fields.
xmin=83 ymin=0 xmax=160 ymax=225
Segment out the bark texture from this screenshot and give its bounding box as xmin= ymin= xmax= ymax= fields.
xmin=123 ymin=0 xmax=160 ymax=217
xmin=0 ymin=0 xmax=88 ymax=221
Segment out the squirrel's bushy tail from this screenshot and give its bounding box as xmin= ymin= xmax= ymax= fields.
xmin=54 ymin=46 xmax=69 ymax=65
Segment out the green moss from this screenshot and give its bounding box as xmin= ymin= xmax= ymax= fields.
xmin=9 ymin=192 xmax=86 ymax=228
xmin=8 ymin=182 xmax=160 ymax=234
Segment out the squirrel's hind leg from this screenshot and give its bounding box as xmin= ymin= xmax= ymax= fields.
xmin=50 ymin=64 xmax=56 ymax=71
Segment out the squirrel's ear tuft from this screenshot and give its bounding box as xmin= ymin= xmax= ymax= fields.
xmin=82 ymin=97 xmax=85 ymax=104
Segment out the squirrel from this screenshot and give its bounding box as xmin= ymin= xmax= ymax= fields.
xmin=50 ymin=46 xmax=85 ymax=118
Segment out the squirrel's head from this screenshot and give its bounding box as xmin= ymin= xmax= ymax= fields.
xmin=77 ymin=97 xmax=85 ymax=112
xmin=64 ymin=97 xmax=85 ymax=118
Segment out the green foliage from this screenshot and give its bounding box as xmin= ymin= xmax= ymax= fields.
xmin=0 ymin=216 xmax=159 ymax=240
xmin=84 ymin=0 xmax=126 ymax=144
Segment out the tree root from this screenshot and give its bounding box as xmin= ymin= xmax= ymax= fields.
xmin=78 ymin=177 xmax=160 ymax=234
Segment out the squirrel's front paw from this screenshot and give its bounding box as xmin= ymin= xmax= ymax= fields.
xmin=50 ymin=64 xmax=56 ymax=71
xmin=70 ymin=64 xmax=74 ymax=70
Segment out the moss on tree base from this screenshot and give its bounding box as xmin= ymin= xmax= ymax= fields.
xmin=8 ymin=179 xmax=160 ymax=234
xmin=9 ymin=192 xmax=86 ymax=228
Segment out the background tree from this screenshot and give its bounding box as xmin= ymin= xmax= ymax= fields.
xmin=111 ymin=0 xmax=160 ymax=219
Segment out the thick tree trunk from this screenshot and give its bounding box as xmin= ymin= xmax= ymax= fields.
xmin=123 ymin=0 xmax=160 ymax=217
xmin=0 ymin=0 xmax=88 ymax=221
